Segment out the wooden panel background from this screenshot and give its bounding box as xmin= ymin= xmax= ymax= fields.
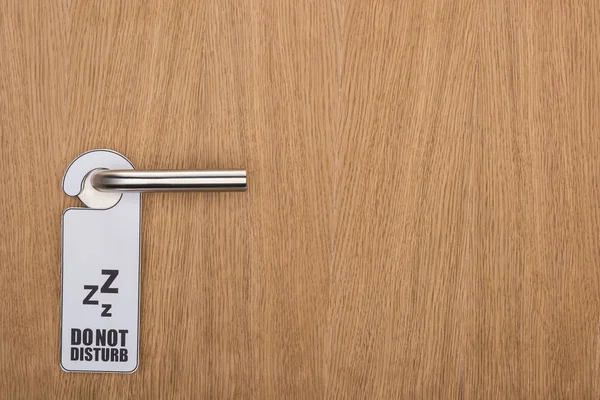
xmin=1 ymin=0 xmax=599 ymax=398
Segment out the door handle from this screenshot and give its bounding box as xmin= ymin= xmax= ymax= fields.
xmin=91 ymin=169 xmax=247 ymax=192
xmin=72 ymin=157 xmax=246 ymax=210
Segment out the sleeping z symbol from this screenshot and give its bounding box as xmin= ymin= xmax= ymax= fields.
xmin=82 ymin=269 xmax=119 ymax=317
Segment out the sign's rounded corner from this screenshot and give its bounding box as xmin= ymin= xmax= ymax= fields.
xmin=59 ymin=361 xmax=73 ymax=373
xmin=126 ymin=360 xmax=139 ymax=374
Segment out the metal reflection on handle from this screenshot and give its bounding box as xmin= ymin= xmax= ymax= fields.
xmin=91 ymin=170 xmax=247 ymax=192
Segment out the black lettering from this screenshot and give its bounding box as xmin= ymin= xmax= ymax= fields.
xmin=96 ymin=329 xmax=106 ymax=346
xmin=84 ymin=347 xmax=93 ymax=361
xmin=83 ymin=285 xmax=99 ymax=305
xmin=101 ymin=304 xmax=112 ymax=317
xmin=101 ymin=270 xmax=119 ymax=294
xmin=111 ymin=348 xmax=119 ymax=362
xmin=82 ymin=329 xmax=93 ymax=345
xmin=71 ymin=328 xmax=81 ymax=345
xmin=107 ymin=329 xmax=117 ymax=346
xmin=101 ymin=348 xmax=110 ymax=362
xmin=93 ymin=347 xmax=101 ymax=361
xmin=68 ymin=328 xmax=131 ymax=363
xmin=118 ymin=330 xmax=128 ymax=346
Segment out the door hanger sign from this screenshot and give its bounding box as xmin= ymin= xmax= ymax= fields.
xmin=61 ymin=150 xmax=141 ymax=373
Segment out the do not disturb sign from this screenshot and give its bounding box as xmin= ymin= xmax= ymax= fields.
xmin=61 ymin=150 xmax=141 ymax=373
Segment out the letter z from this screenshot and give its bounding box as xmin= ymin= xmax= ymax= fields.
xmin=101 ymin=269 xmax=119 ymax=293
xmin=83 ymin=285 xmax=99 ymax=305
xmin=101 ymin=304 xmax=112 ymax=317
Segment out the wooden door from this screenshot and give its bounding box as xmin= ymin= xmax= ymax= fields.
xmin=2 ymin=1 xmax=599 ymax=398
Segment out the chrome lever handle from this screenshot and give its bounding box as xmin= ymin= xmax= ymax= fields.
xmin=64 ymin=150 xmax=247 ymax=209
xmin=91 ymin=170 xmax=247 ymax=192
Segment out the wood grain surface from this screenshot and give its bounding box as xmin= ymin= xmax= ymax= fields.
xmin=1 ymin=0 xmax=599 ymax=398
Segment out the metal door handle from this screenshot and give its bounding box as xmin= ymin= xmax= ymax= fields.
xmin=91 ymin=170 xmax=247 ymax=192
xmin=64 ymin=149 xmax=247 ymax=209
